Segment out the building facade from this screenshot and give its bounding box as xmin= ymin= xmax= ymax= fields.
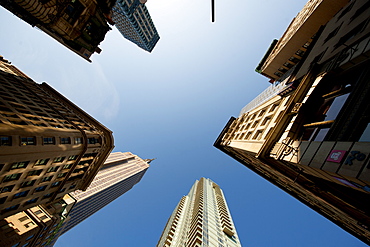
xmin=0 ymin=0 xmax=115 ymax=62
xmin=46 ymin=152 xmax=150 ymax=246
xmin=215 ymin=0 xmax=370 ymax=244
xmin=0 ymin=56 xmax=114 ymax=220
xmin=112 ymin=0 xmax=160 ymax=52
xmin=157 ymin=178 xmax=242 ymax=247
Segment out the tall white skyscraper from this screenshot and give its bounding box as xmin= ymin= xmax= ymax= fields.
xmin=157 ymin=178 xmax=242 ymax=247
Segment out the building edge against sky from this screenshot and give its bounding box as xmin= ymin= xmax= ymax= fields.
xmin=0 ymin=56 xmax=115 ymax=246
xmin=112 ymin=0 xmax=160 ymax=52
xmin=157 ymin=178 xmax=242 ymax=247
xmin=215 ymin=0 xmax=370 ymax=244
xmin=0 ymin=0 xmax=116 ymax=62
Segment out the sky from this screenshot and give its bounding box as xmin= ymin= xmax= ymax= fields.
xmin=0 ymin=0 xmax=368 ymax=246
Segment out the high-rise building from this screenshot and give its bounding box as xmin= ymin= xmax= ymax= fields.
xmin=112 ymin=0 xmax=160 ymax=52
xmin=0 ymin=56 xmax=114 ymax=219
xmin=0 ymin=0 xmax=115 ymax=62
xmin=157 ymin=178 xmax=242 ymax=247
xmin=46 ymin=152 xmax=150 ymax=246
xmin=215 ymin=0 xmax=370 ymax=244
xmin=0 ymin=152 xmax=150 ymax=247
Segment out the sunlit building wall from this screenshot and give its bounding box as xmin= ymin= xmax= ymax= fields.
xmin=0 ymin=57 xmax=114 ymax=220
xmin=215 ymin=0 xmax=370 ymax=244
xmin=157 ymin=178 xmax=242 ymax=247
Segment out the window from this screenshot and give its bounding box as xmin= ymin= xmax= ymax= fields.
xmin=13 ymin=190 xmax=29 ymax=199
xmin=74 ymin=137 xmax=82 ymax=144
xmin=41 ymin=176 xmax=53 ymax=182
xmin=253 ymin=130 xmax=263 ymax=140
xmin=40 ymin=215 xmax=48 ymax=220
xmin=47 ymin=166 xmax=59 ymax=173
xmin=18 ymin=216 xmax=29 ymax=222
xmin=20 ymin=180 xmax=36 ymax=188
xmin=34 ymin=210 xmax=43 ymax=215
xmin=68 ymin=155 xmax=78 ymax=161
xmin=24 ymin=198 xmax=38 ymax=205
xmin=53 ymin=157 xmax=65 ymax=163
xmin=0 ymin=136 xmax=11 ymax=146
xmin=87 ymin=137 xmax=100 ymax=144
xmin=10 ymin=161 xmax=29 ymax=170
xmin=24 ymin=221 xmax=35 ymax=228
xmin=26 ymin=235 xmax=34 ymax=241
xmin=57 ymin=173 xmax=67 ymax=178
xmin=334 ymin=20 xmax=368 ymax=49
xmin=3 ymin=173 xmax=22 ymax=182
xmin=21 ymin=137 xmax=35 ymax=145
xmin=63 ymin=164 xmax=72 ymax=170
xmin=11 ymin=243 xmax=20 ymax=247
xmin=43 ymin=137 xmax=54 ymax=145
xmin=3 ymin=204 xmax=20 ymax=213
xmin=51 ymin=181 xmax=61 ymax=187
xmin=43 ymin=193 xmax=54 ymax=199
xmin=60 ymin=137 xmax=71 ymax=144
xmin=27 ymin=170 xmax=42 ymax=177
xmin=35 ymin=159 xmax=49 ymax=166
xmin=1 ymin=185 xmax=15 ymax=193
xmin=261 ymin=117 xmax=271 ymax=126
xmin=69 ymin=184 xmax=76 ymax=190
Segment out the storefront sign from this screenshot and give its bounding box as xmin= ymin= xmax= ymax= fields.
xmin=326 ymin=150 xmax=347 ymax=163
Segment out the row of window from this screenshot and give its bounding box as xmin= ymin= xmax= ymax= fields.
xmin=0 ymin=136 xmax=84 ymax=146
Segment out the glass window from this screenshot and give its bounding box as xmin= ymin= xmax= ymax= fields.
xmin=13 ymin=190 xmax=29 ymax=199
xmin=20 ymin=180 xmax=36 ymax=188
xmin=43 ymin=137 xmax=55 ymax=145
xmin=3 ymin=173 xmax=22 ymax=182
xmin=35 ymin=159 xmax=49 ymax=166
xmin=10 ymin=161 xmax=29 ymax=170
xmin=53 ymin=157 xmax=65 ymax=163
xmin=27 ymin=170 xmax=42 ymax=176
xmin=68 ymin=155 xmax=78 ymax=161
xmin=60 ymin=137 xmax=71 ymax=144
xmin=47 ymin=166 xmax=59 ymax=173
xmin=26 ymin=235 xmax=34 ymax=241
xmin=74 ymin=137 xmax=82 ymax=144
xmin=51 ymin=181 xmax=61 ymax=187
xmin=324 ymin=93 xmax=350 ymax=121
xmin=35 ymin=186 xmax=47 ymax=192
xmin=1 ymin=185 xmax=15 ymax=193
xmin=0 ymin=136 xmax=11 ymax=146
xmin=21 ymin=137 xmax=35 ymax=145
xmin=41 ymin=176 xmax=53 ymax=182
xmin=25 ymin=198 xmax=38 ymax=205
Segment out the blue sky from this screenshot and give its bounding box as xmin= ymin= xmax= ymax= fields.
xmin=0 ymin=0 xmax=368 ymax=246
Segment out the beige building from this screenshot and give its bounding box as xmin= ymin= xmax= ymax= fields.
xmin=157 ymin=178 xmax=242 ymax=247
xmin=0 ymin=57 xmax=114 ymax=220
xmin=0 ymin=0 xmax=115 ymax=62
xmin=215 ymin=0 xmax=370 ymax=244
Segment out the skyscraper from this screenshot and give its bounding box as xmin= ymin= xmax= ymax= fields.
xmin=112 ymin=0 xmax=160 ymax=52
xmin=157 ymin=178 xmax=242 ymax=247
xmin=46 ymin=152 xmax=150 ymax=246
xmin=0 ymin=56 xmax=114 ymax=220
xmin=215 ymin=0 xmax=370 ymax=244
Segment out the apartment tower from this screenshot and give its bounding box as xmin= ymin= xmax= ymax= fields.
xmin=215 ymin=0 xmax=370 ymax=244
xmin=157 ymin=178 xmax=242 ymax=247
xmin=112 ymin=0 xmax=160 ymax=52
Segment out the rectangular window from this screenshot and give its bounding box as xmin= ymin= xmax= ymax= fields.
xmin=63 ymin=164 xmax=72 ymax=170
xmin=24 ymin=198 xmax=38 ymax=205
xmin=10 ymin=161 xmax=29 ymax=170
xmin=0 ymin=136 xmax=11 ymax=146
xmin=43 ymin=193 xmax=54 ymax=199
xmin=51 ymin=181 xmax=61 ymax=187
xmin=47 ymin=166 xmax=59 ymax=173
xmin=43 ymin=137 xmax=55 ymax=145
xmin=3 ymin=204 xmax=20 ymax=213
xmin=68 ymin=155 xmax=78 ymax=161
xmin=60 ymin=137 xmax=71 ymax=144
xmin=13 ymin=190 xmax=29 ymax=199
xmin=20 ymin=180 xmax=36 ymax=188
xmin=74 ymin=137 xmax=82 ymax=144
xmin=41 ymin=176 xmax=53 ymax=182
xmin=1 ymin=185 xmax=15 ymax=193
xmin=35 ymin=185 xmax=47 ymax=192
xmin=21 ymin=137 xmax=35 ymax=145
xmin=26 ymin=235 xmax=34 ymax=241
xmin=27 ymin=170 xmax=42 ymax=177
xmin=3 ymin=173 xmax=22 ymax=182
xmin=18 ymin=216 xmax=29 ymax=222
xmin=57 ymin=173 xmax=67 ymax=178
xmin=53 ymin=157 xmax=65 ymax=163
xmin=87 ymin=137 xmax=100 ymax=144
xmin=35 ymin=159 xmax=49 ymax=166
xmin=24 ymin=221 xmax=35 ymax=228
